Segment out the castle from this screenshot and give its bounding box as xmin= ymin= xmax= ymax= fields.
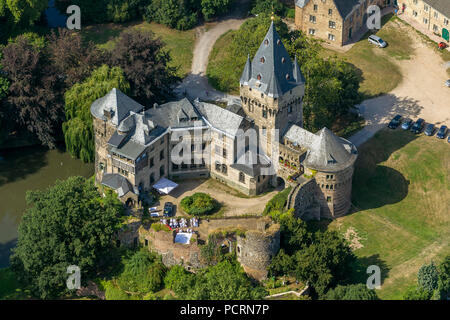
xmin=91 ymin=21 xmax=358 ymax=221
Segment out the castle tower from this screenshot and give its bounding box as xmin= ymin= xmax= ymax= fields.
xmin=239 ymin=22 xmax=306 ymax=160
xmin=303 ymin=128 xmax=358 ymax=218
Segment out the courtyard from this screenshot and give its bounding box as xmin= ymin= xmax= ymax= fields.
xmin=152 ymin=178 xmax=281 ymax=218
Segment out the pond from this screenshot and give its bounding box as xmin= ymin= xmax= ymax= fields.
xmin=0 ymin=146 xmax=94 ymax=268
xmin=45 ymin=0 xmax=67 ymax=28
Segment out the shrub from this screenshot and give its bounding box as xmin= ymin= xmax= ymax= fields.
xmin=325 ymin=284 xmax=378 ymax=300
xmin=151 ymin=223 xmax=171 ymax=233
xmin=263 ymin=187 xmax=292 ymax=215
xmin=418 ymin=262 xmax=439 ymax=293
xmin=180 ymin=193 xmax=218 ymax=216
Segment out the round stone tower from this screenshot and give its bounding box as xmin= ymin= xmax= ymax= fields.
xmin=236 ymin=223 xmax=280 ymax=281
xmin=303 ymin=128 xmax=358 ymax=219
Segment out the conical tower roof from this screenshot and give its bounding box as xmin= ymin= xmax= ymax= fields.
xmin=240 ymin=54 xmax=252 ymax=84
xmin=304 ymin=128 xmax=358 ymax=172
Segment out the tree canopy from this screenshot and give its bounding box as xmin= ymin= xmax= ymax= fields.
xmin=63 ymin=65 xmax=130 ymax=162
xmin=110 ymin=29 xmax=178 ymax=105
xmin=10 ymin=176 xmax=123 ymax=299
xmin=0 ymin=0 xmax=48 ymax=25
xmin=325 ymin=283 xmax=378 ymax=300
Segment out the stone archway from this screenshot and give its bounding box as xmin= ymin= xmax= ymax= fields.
xmin=276 ymin=177 xmax=286 ymax=190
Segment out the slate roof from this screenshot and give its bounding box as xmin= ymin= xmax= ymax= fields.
xmin=240 ymin=22 xmax=305 ymax=98
xmin=424 ymin=0 xmax=450 ymax=17
xmin=145 ymin=98 xmax=205 ymax=129
xmin=90 ymin=88 xmax=145 ymax=125
xmin=110 ymin=139 xmax=147 ymax=161
xmin=194 ymin=101 xmax=245 ymax=137
xmin=303 ymin=128 xmax=358 ymax=172
xmin=230 ymin=150 xmax=271 ymax=177
xmin=295 ymin=0 xmax=367 ymax=20
xmin=101 ymin=173 xmax=134 ymax=197
xmin=107 ymin=131 xmax=128 ymax=148
xmin=283 ymin=123 xmax=319 ymax=149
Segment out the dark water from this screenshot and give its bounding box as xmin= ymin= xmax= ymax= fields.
xmin=0 ymin=146 xmax=94 ymax=267
xmin=45 ymin=0 xmax=67 ymax=28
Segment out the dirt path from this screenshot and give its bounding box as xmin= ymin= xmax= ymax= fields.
xmin=158 ymin=179 xmax=278 ymax=217
xmin=350 ymin=22 xmax=450 ymax=147
xmin=174 ymin=1 xmax=250 ymax=104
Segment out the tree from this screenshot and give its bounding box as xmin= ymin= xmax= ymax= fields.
xmin=164 ymin=265 xmax=196 ymax=297
xmin=1 ymin=35 xmax=65 ymax=148
xmin=201 ymin=0 xmax=234 ymax=21
xmin=403 ymin=285 xmax=432 ymax=300
xmin=268 ymin=249 xmax=295 ymax=277
xmin=325 ymin=284 xmax=378 ymax=300
xmin=117 ymin=250 xmax=167 ymax=294
xmin=110 ymin=29 xmax=178 ymax=105
xmin=0 ymin=0 xmax=48 ymax=25
xmin=10 ymin=176 xmax=122 ymax=299
xmin=250 ymin=0 xmax=284 ymax=16
xmin=417 ymin=262 xmax=439 ymax=293
xmin=63 ymin=65 xmax=130 ymax=162
xmin=144 ymin=0 xmax=200 ymax=31
xmin=437 ymin=255 xmax=450 ymax=300
xmin=186 ymin=259 xmax=267 ymax=300
xmin=47 ymin=28 xmax=106 ymax=87
xmin=293 ymin=231 xmax=356 ymax=296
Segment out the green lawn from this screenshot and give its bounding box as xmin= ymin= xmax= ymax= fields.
xmin=81 ymin=21 xmax=196 ymax=78
xmin=321 ymin=15 xmax=415 ymax=98
xmin=328 ymin=129 xmax=450 ymax=299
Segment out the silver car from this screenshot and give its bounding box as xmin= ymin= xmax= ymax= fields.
xmin=445 ymin=79 xmax=450 ymax=87
xmin=368 ymin=35 xmax=387 ymax=48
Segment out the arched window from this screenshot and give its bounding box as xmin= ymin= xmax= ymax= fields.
xmin=222 ymin=164 xmax=228 ymax=175
xmin=150 ymin=173 xmax=155 ymax=184
xmin=160 ymin=165 xmax=165 ymax=177
xmin=239 ymin=172 xmax=245 ymax=183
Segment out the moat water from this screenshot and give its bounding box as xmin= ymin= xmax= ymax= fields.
xmin=0 ymin=146 xmax=94 ymax=268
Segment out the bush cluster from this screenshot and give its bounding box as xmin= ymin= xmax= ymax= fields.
xmin=180 ymin=192 xmax=218 ymax=216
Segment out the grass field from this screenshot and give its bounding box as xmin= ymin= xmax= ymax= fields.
xmin=81 ymin=21 xmax=196 ymax=78
xmin=321 ymin=15 xmax=415 ymax=98
xmin=328 ymin=129 xmax=450 ymax=299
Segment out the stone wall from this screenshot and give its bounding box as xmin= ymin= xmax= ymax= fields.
xmin=140 ymin=226 xmax=205 ymax=269
xmin=286 ymin=178 xmax=320 ymax=221
xmin=236 ymin=224 xmax=281 ymax=281
xmin=314 ymin=165 xmax=354 ymax=219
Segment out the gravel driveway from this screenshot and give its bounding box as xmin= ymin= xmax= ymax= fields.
xmin=350 ymin=28 xmax=450 ymax=147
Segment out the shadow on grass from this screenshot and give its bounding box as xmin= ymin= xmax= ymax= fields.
xmin=350 ymin=254 xmax=390 ymax=287
xmin=350 ymin=128 xmax=419 ymax=213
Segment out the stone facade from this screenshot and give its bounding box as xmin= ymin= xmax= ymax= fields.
xmin=401 ymin=0 xmax=450 ymax=41
xmin=236 ymin=224 xmax=281 ymax=281
xmin=295 ymin=0 xmax=386 ymax=46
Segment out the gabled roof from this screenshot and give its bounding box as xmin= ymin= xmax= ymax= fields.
xmin=283 ymin=123 xmax=318 ymax=149
xmin=424 ymin=0 xmax=450 ymax=17
xmin=241 ymin=22 xmax=303 ymax=98
xmin=101 ymin=174 xmax=135 ymax=197
xmin=194 ymin=101 xmax=245 ymax=137
xmin=145 ymin=98 xmax=205 ymax=129
xmin=303 ymin=128 xmax=358 ymax=172
xmin=230 ymin=150 xmax=271 ymax=177
xmin=90 ymin=88 xmax=145 ymax=126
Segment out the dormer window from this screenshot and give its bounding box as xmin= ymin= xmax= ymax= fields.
xmin=281 ymin=57 xmax=286 ymax=63
xmin=257 ymin=74 xmax=262 ymax=81
xmin=260 ymin=57 xmax=265 ymax=63
xmin=264 ymin=39 xmax=269 ymax=46
xmin=277 ymin=39 xmax=281 ymax=45
xmin=286 ymin=74 xmax=291 ymax=80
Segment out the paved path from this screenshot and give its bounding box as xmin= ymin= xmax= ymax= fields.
xmin=349 ymin=20 xmax=450 ymax=147
xmin=174 ymin=1 xmax=250 ymax=105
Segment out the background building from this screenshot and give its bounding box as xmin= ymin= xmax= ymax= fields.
xmin=295 ymin=0 xmax=386 ymax=46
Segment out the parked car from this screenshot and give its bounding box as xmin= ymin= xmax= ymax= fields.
xmin=163 ymin=202 xmax=174 ymax=217
xmin=388 ymin=115 xmax=402 ymax=129
xmin=424 ymin=123 xmax=435 ymax=136
xmin=368 ymin=35 xmax=387 ymax=48
xmin=401 ymin=118 xmax=413 ymax=130
xmin=448 ymin=135 xmax=450 ymax=143
xmin=436 ymin=125 xmax=447 ymax=139
xmin=411 ymin=118 xmax=424 ymax=134
xmin=445 ymin=79 xmax=450 ymax=87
